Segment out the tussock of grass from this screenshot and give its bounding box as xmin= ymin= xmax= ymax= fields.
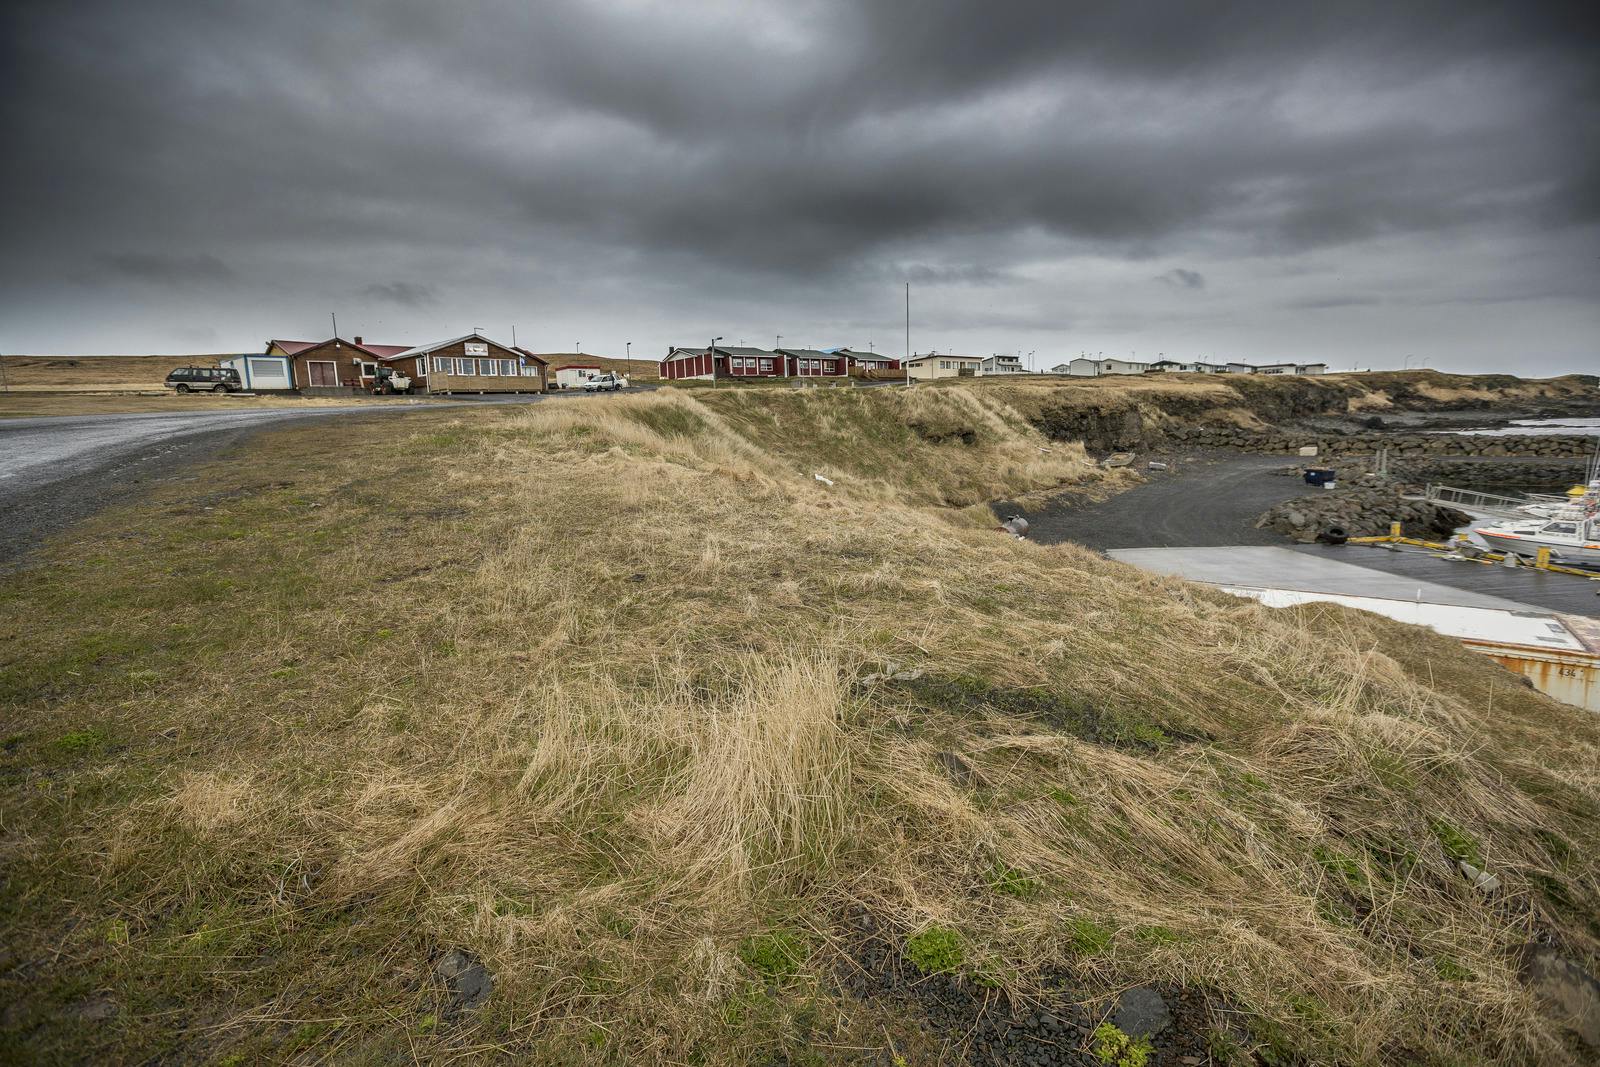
xmin=2 ymin=387 xmax=1598 ymax=1064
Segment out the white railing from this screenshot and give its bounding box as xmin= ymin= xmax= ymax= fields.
xmin=1423 ymin=484 xmax=1531 ymax=518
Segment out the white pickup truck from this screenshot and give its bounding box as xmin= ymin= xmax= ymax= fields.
xmin=582 ymin=373 xmax=625 ymax=392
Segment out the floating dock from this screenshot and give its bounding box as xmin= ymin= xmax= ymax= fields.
xmin=1109 ymin=546 xmax=1600 ymax=711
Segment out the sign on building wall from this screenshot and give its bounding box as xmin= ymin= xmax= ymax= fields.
xmin=464 ymin=342 xmax=489 ymax=356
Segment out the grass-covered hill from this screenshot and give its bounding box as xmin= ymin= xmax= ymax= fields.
xmin=2 ymin=386 xmax=1597 ymax=1065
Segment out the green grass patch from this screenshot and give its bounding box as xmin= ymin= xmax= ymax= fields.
xmin=988 ymin=861 xmax=1042 ymax=899
xmin=738 ymin=930 xmax=808 ymax=984
xmin=1066 ymin=917 xmax=1115 ymax=955
xmin=1429 ymin=818 xmax=1483 ymax=867
xmin=904 ymin=925 xmax=964 ymax=975
xmin=1092 ymin=1021 xmax=1153 ymax=1066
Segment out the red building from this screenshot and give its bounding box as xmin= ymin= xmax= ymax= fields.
xmin=659 ymin=345 xmax=861 ymax=380
xmin=775 ymin=348 xmax=847 ymax=377
xmin=660 ymin=345 xmax=784 ymax=380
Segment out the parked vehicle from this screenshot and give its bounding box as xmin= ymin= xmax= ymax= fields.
xmin=371 ymin=366 xmax=413 ymax=395
xmin=165 ymin=366 xmax=242 ymax=393
xmin=583 ymin=373 xmax=624 ymax=392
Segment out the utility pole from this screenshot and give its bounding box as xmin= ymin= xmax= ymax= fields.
xmin=331 ymin=312 xmax=338 ymax=339
xmin=776 ymin=334 xmax=782 ymax=351
xmin=626 ymin=342 xmax=631 ymax=360
xmin=710 ymin=335 xmax=722 ymax=387
xmin=904 ymin=282 xmax=910 ymax=387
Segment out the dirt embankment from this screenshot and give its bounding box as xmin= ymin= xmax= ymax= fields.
xmin=994 ymin=371 xmax=1600 ymax=453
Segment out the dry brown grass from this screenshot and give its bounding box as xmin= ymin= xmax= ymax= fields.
xmin=2 ymin=387 xmax=1598 ymax=1064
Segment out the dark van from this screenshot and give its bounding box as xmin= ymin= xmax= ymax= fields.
xmin=165 ymin=366 xmax=242 ymax=393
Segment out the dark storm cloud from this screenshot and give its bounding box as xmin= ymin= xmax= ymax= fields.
xmin=1158 ymin=269 xmax=1206 ymax=291
xmin=361 ymin=282 xmax=439 ymax=308
xmin=0 ymin=0 xmax=1595 ymax=370
xmin=96 ymin=253 xmax=233 ymax=286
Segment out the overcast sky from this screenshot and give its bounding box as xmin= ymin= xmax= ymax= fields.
xmin=2 ymin=1 xmax=1595 ymax=372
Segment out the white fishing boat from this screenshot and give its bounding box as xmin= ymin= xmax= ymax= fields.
xmin=1474 ymin=478 xmax=1600 ymax=566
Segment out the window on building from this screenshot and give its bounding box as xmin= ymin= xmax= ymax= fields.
xmin=521 ymin=363 xmax=539 ymax=376
xmin=760 ymin=359 xmax=772 ymax=372
xmin=480 ymin=359 xmax=499 ymax=376
xmin=416 ymin=355 xmax=428 ymax=375
xmin=359 ymin=362 xmax=377 ymax=377
xmin=500 ymin=359 xmax=515 ymax=376
xmin=456 ymin=357 xmax=476 ymax=375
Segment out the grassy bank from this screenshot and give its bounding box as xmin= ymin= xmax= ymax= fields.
xmin=972 ymin=370 xmax=1600 ymax=451
xmin=2 ymin=387 xmax=1597 ymax=1064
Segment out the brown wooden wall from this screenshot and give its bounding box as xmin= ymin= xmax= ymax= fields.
xmin=422 ymin=339 xmax=546 ymax=393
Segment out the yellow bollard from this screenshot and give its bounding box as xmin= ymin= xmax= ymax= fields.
xmin=1536 ymin=547 xmax=1551 ymax=570
xmin=1389 ymin=522 xmax=1402 ymax=539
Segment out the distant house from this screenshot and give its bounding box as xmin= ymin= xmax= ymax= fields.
xmin=980 ymin=353 xmax=1025 ymax=375
xmin=660 ymin=345 xmax=782 ymax=380
xmin=776 ymin=348 xmax=848 ymax=377
xmin=838 ymin=348 xmax=900 ymax=373
xmin=1069 ymin=357 xmax=1147 ymax=376
xmin=1296 ymin=363 xmax=1328 ymax=375
xmin=1049 ymin=363 xmax=1074 ymax=375
xmin=1254 ymin=362 xmax=1298 ymax=375
xmin=905 ymin=352 xmax=983 ymax=381
xmin=1224 ymin=362 xmax=1256 ymax=374
xmin=265 ymin=336 xmax=410 ymax=392
xmin=387 ymin=333 xmax=546 ymax=394
xmin=553 ymin=364 xmax=603 ymax=388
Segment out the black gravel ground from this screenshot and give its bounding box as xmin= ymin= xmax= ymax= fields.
xmin=996 ymin=453 xmax=1322 ymax=551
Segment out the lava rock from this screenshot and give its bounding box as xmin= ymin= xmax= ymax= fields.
xmin=435 ymin=948 xmax=493 ymax=1010
xmin=1519 ymin=945 xmax=1600 ymax=1052
xmin=1112 ymin=986 xmax=1172 ymax=1038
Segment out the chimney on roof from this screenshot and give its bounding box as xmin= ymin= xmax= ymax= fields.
xmin=354 ymin=335 xmax=363 ymax=345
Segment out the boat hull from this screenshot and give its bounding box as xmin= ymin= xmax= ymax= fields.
xmin=1476 ymin=529 xmax=1600 ymax=565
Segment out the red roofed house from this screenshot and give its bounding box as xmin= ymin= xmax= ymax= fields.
xmin=264 ymin=336 xmax=411 ymax=393
xmin=260 ymin=334 xmax=546 ymax=394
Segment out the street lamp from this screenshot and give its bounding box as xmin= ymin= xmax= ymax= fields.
xmin=626 ymin=342 xmax=631 ymax=360
xmin=710 ymin=335 xmax=723 ymax=386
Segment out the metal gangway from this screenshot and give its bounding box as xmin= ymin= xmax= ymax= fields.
xmin=1420 ymin=484 xmax=1567 ymax=520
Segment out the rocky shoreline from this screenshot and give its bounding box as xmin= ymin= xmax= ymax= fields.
xmin=1255 ymin=487 xmax=1471 ymax=542
xmin=1163 ymin=424 xmax=1597 ymax=458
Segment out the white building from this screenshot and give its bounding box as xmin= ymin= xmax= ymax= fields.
xmin=1068 ymin=357 xmax=1148 ymax=376
xmin=219 ymin=353 xmax=293 ymax=391
xmin=905 ymin=352 xmax=984 ymax=380
xmin=980 ymin=353 xmax=1026 ymax=375
xmin=554 ymin=364 xmax=604 ymax=388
